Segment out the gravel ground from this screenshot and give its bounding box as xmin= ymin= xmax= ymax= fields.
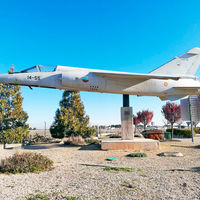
xmin=0 ymin=137 xmax=200 ymax=200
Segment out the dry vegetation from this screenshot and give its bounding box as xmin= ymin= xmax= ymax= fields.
xmin=0 ymin=152 xmax=53 ymax=174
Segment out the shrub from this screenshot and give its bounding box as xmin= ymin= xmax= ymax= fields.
xmin=67 ymin=197 xmax=77 ymax=200
xmin=142 ymin=129 xmax=164 ymax=140
xmin=109 ymin=134 xmax=121 ymax=138
xmin=64 ymin=136 xmax=86 ymax=146
xmin=85 ymin=138 xmax=100 ymax=145
xmin=127 ymin=153 xmax=147 ymax=157
xmin=26 ymin=193 xmax=77 ymax=200
xmin=104 ymin=166 xmax=134 ymax=172
xmin=26 ymin=193 xmax=50 ymax=200
xmin=24 ymin=133 xmax=53 ymax=145
xmin=0 ymin=152 xmax=53 ymax=174
xmin=166 ymin=128 xmax=196 ymax=138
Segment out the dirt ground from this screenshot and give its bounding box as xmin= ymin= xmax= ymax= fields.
xmin=0 ymin=136 xmax=199 ymax=200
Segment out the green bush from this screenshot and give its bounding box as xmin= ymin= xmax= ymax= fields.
xmin=104 ymin=166 xmax=134 ymax=172
xmin=67 ymin=197 xmax=77 ymax=200
xmin=26 ymin=193 xmax=50 ymax=200
xmin=0 ymin=152 xmax=53 ymax=174
xmin=127 ymin=153 xmax=147 ymax=157
xmin=166 ymin=128 xmax=196 ymax=138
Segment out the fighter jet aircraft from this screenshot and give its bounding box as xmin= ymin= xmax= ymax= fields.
xmin=1 ymin=47 xmax=200 ymax=101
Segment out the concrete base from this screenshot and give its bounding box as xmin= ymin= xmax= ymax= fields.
xmin=101 ymin=138 xmax=160 ymax=151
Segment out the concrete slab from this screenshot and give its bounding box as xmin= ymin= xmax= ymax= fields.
xmin=101 ymin=138 xmax=160 ymax=151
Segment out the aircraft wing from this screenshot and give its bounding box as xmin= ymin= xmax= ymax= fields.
xmin=173 ymin=87 xmax=200 ymax=90
xmin=92 ymin=72 xmax=180 ymax=80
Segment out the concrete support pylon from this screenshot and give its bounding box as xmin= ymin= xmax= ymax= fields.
xmin=121 ymin=95 xmax=134 ymax=140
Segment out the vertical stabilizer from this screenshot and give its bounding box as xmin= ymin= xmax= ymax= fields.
xmin=149 ymin=47 xmax=200 ymax=76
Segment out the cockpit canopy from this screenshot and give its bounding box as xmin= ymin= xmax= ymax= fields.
xmin=20 ymin=65 xmax=57 ymax=73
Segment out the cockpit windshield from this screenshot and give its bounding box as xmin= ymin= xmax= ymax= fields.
xmin=20 ymin=65 xmax=57 ymax=73
xmin=39 ymin=65 xmax=57 ymax=72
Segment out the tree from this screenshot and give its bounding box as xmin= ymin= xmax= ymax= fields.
xmin=133 ymin=115 xmax=140 ymax=133
xmin=0 ymin=84 xmax=29 ymax=148
xmin=137 ymin=110 xmax=153 ymax=130
xmin=162 ymin=102 xmax=181 ymax=139
xmin=50 ymin=91 xmax=96 ymax=138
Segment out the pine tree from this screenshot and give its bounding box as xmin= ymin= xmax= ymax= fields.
xmin=50 ymin=91 xmax=96 ymax=138
xmin=0 ymin=84 xmax=29 ymax=148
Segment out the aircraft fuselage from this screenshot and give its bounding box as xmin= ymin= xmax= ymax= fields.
xmin=0 ymin=66 xmax=200 ymax=100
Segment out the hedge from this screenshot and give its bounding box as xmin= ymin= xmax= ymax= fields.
xmin=166 ymin=128 xmax=196 ymax=138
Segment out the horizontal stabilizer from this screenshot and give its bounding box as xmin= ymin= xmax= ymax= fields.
xmin=166 ymin=95 xmax=188 ymax=101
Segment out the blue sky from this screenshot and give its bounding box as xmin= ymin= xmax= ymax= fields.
xmin=1 ymin=0 xmax=200 ymax=128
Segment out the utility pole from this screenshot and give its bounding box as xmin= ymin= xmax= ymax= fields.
xmin=188 ymin=96 xmax=194 ymax=142
xmin=44 ymin=121 xmax=46 ymax=137
xmin=97 ymin=125 xmax=100 ymax=138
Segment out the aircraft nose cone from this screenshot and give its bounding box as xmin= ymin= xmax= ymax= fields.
xmin=0 ymin=74 xmax=12 ymax=84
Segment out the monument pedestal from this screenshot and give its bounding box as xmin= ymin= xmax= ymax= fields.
xmin=101 ymin=95 xmax=160 ymax=151
xmin=101 ymin=138 xmax=160 ymax=150
xmin=121 ymin=107 xmax=134 ymax=140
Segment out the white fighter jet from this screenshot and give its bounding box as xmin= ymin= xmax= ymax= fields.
xmin=1 ymin=47 xmax=200 ymax=101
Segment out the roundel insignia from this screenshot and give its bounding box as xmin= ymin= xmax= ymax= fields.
xmin=81 ymin=76 xmax=89 ymax=83
xmin=164 ymin=82 xmax=168 ymax=87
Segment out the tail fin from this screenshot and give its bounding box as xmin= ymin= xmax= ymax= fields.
xmin=149 ymin=47 xmax=200 ymax=76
